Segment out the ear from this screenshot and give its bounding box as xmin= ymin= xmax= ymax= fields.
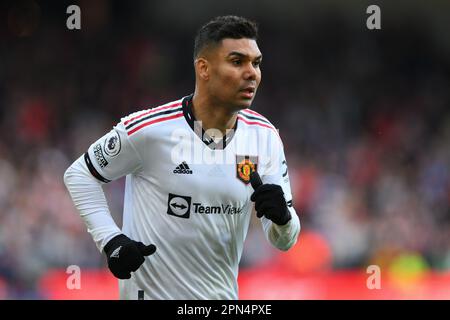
xmin=195 ymin=57 xmax=209 ymax=81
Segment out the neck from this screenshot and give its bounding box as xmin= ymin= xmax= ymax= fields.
xmin=191 ymin=92 xmax=238 ymax=135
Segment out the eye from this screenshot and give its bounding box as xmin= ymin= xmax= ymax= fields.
xmin=253 ymin=60 xmax=261 ymax=68
xmin=232 ymin=59 xmax=242 ymax=66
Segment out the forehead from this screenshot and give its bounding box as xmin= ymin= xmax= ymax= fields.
xmin=217 ymin=38 xmax=261 ymax=58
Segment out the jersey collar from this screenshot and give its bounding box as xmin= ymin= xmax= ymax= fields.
xmin=182 ymin=94 xmax=238 ymax=150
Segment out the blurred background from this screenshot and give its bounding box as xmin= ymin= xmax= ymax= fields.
xmin=1 ymin=0 xmax=449 ymax=299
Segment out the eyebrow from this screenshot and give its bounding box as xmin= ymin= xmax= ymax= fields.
xmin=227 ymin=51 xmax=262 ymax=60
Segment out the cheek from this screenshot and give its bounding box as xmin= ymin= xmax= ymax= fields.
xmin=212 ymin=67 xmax=239 ymax=89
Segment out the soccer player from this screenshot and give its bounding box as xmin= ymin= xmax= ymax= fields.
xmin=64 ymin=15 xmax=300 ymax=300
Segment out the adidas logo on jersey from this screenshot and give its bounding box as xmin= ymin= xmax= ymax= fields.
xmin=173 ymin=161 xmax=193 ymax=174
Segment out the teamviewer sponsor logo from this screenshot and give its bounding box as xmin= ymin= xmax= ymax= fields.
xmin=173 ymin=161 xmax=193 ymax=174
xmin=193 ymin=203 xmax=244 ymax=215
xmin=167 ymin=193 xmax=191 ymax=218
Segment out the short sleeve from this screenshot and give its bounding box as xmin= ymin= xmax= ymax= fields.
xmin=85 ymin=121 xmax=143 ymax=183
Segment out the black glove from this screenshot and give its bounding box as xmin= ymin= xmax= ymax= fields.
xmin=250 ymin=172 xmax=291 ymax=226
xmin=103 ymin=234 xmax=156 ymax=279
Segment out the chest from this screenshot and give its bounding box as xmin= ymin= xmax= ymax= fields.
xmin=140 ymin=126 xmax=269 ymax=205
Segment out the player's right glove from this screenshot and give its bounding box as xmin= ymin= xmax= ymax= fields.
xmin=103 ymin=234 xmax=156 ymax=279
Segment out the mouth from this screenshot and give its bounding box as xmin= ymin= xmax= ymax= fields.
xmin=239 ymin=87 xmax=256 ymax=99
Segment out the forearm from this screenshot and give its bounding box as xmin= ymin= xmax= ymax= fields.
xmin=64 ymin=155 xmax=122 ymax=252
xmin=262 ymin=207 xmax=300 ymax=251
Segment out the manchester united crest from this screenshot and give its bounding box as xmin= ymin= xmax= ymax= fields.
xmin=236 ymin=155 xmax=258 ymax=184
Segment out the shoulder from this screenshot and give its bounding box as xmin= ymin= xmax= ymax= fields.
xmin=120 ymin=98 xmax=184 ymax=136
xmin=238 ymin=108 xmax=285 ymax=148
xmin=238 ymin=108 xmax=279 ymax=134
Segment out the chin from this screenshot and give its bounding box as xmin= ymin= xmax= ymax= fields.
xmin=236 ymin=99 xmax=253 ymax=110
xmin=225 ymin=97 xmax=253 ymax=112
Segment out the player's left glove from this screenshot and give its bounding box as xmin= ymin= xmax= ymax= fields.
xmin=250 ymin=172 xmax=292 ymax=226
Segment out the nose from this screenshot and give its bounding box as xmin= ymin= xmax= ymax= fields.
xmin=243 ymin=63 xmax=258 ymax=81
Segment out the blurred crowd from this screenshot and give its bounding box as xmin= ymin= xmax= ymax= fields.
xmin=0 ymin=1 xmax=449 ymax=298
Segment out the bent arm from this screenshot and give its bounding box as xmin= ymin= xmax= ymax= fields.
xmin=64 ymin=120 xmax=143 ymax=251
xmin=259 ymin=131 xmax=301 ymax=251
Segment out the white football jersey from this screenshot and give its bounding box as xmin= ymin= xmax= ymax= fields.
xmin=84 ymin=94 xmax=299 ymax=299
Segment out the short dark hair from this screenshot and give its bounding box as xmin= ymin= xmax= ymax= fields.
xmin=193 ymin=15 xmax=258 ymax=59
